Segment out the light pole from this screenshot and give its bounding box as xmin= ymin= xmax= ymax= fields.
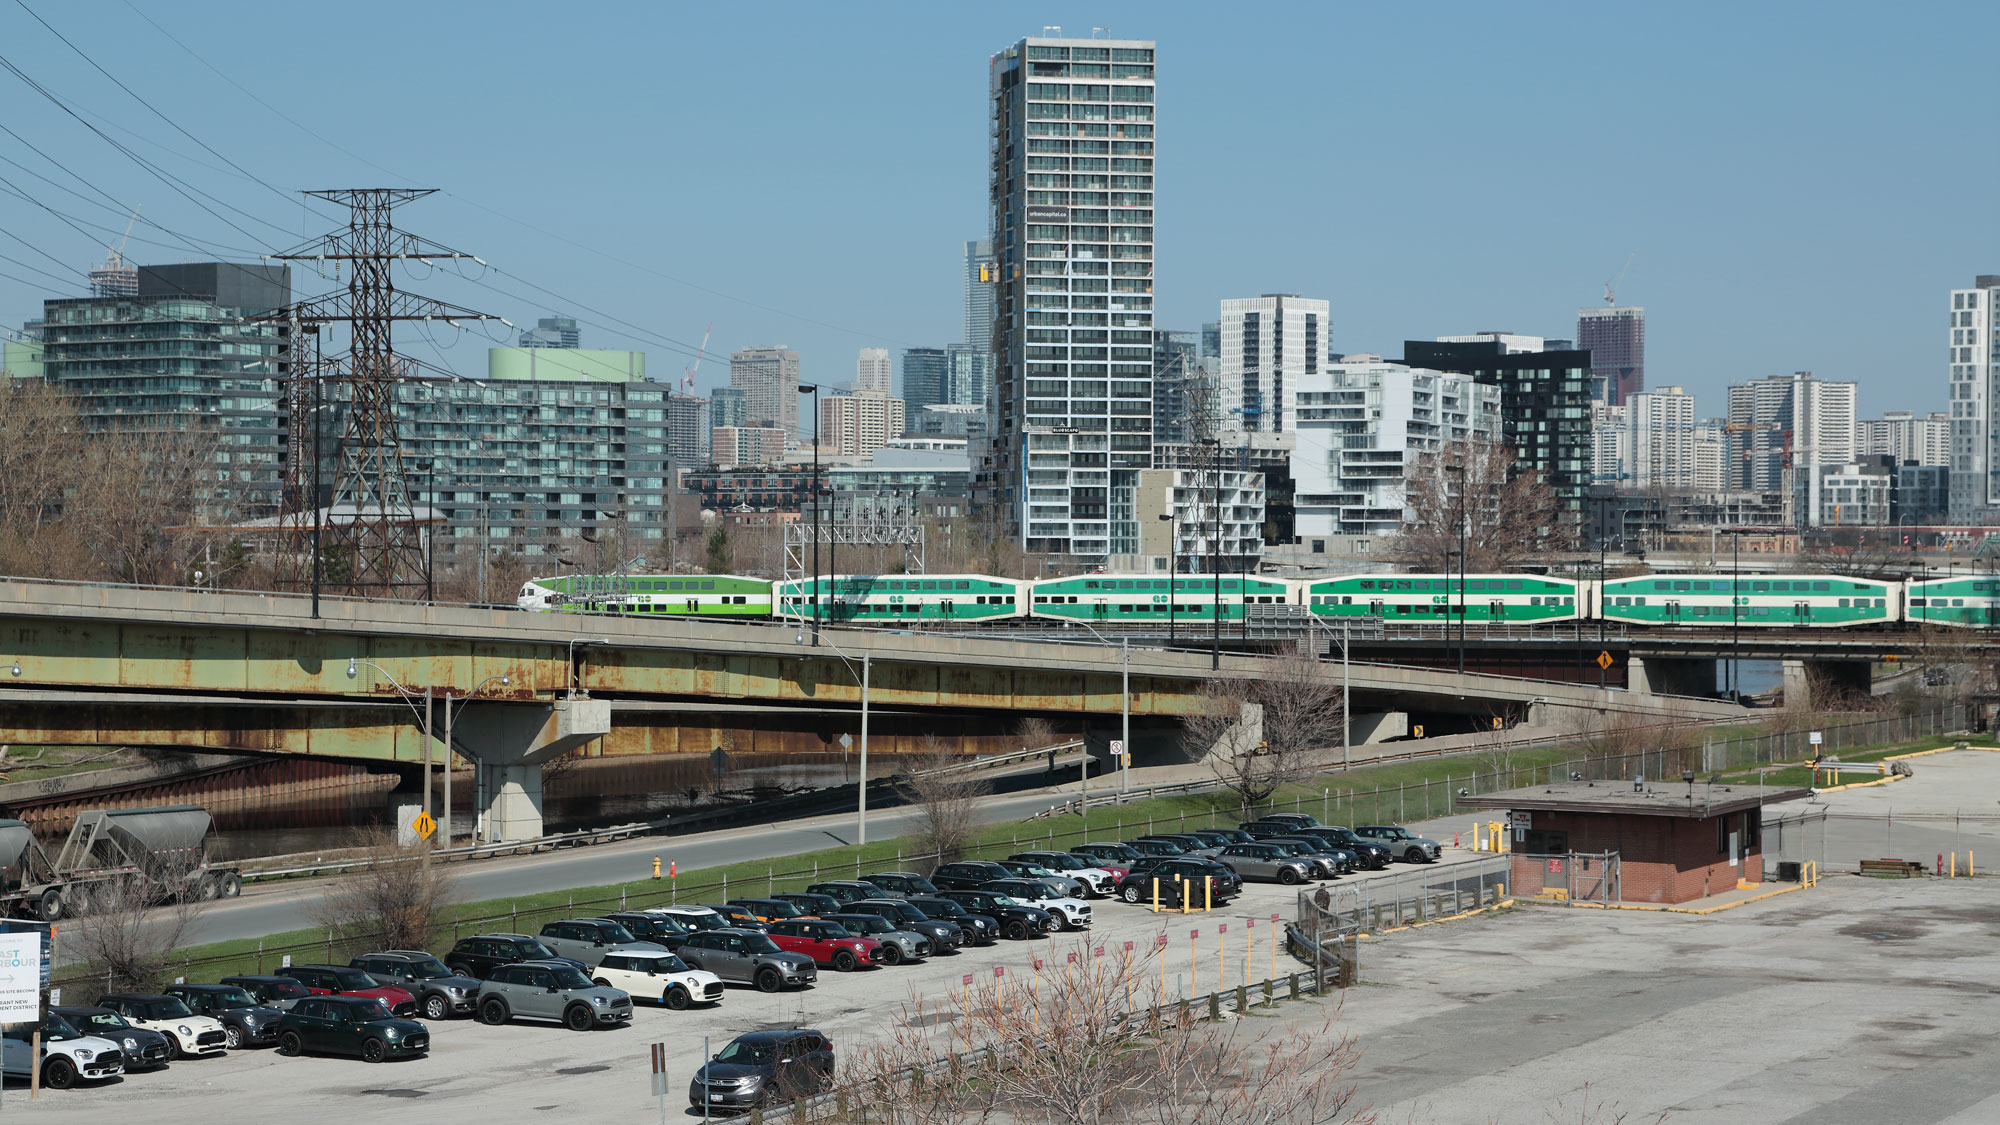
xmin=799 ymin=383 xmax=821 ymax=646
xmin=1445 ymin=463 xmax=1466 ymax=677
xmin=809 ymin=634 xmax=872 ymax=845
xmin=1157 ymin=510 xmax=1177 ymax=644
xmin=438 ymin=672 xmax=510 ymax=847
xmin=1730 ymin=529 xmax=1741 ymax=700
xmin=1197 ymin=438 xmax=1221 ymax=670
xmin=1067 ymin=619 xmax=1130 ymax=798
xmin=347 ymin=657 xmax=439 ymax=855
xmin=1591 ymin=489 xmax=1613 ymax=689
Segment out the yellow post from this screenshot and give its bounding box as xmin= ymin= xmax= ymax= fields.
xmin=1179 ymin=875 xmax=1189 ymax=915
xmin=1498 ymin=881 xmax=1506 ymax=898
xmin=1951 ymin=852 xmax=1958 ymax=878
xmin=1152 ymin=876 xmax=1160 ymax=914
xmin=1205 ymin=876 xmax=1213 ymax=913
xmin=1972 ymin=851 xmax=1976 ymax=876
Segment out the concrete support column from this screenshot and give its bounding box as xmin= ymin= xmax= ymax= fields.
xmin=1346 ymin=712 xmax=1409 ymax=744
xmin=1781 ymin=660 xmax=1812 ymax=708
xmin=449 ymin=698 xmax=611 ymax=842
xmin=485 ymin=763 xmax=545 ymax=842
xmin=1627 ymin=657 xmax=1657 ymax=697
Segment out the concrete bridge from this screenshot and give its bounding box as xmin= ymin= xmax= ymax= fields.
xmin=0 ymin=579 xmax=1746 ymax=839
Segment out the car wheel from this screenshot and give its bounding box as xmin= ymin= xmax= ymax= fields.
xmin=1405 ymin=846 xmax=1426 ymax=864
xmin=593 ymin=978 xmax=611 ymax=989
xmin=446 ymin=963 xmax=477 ymax=980
xmin=832 ymin=949 xmax=857 ymax=972
xmin=1004 ymin=920 xmax=1028 ymax=941
xmin=1121 ymin=884 xmax=1143 ymax=904
xmin=278 ymin=1030 xmax=304 ymax=1057
xmin=219 ymin=872 xmax=243 ymax=898
xmin=477 ymin=997 xmax=509 ymax=1026
xmin=167 ymin=1034 xmax=188 ymax=1061
xmin=225 ymin=1024 xmax=244 ymax=1050
xmin=42 ymin=1057 xmax=77 ymax=1091
xmin=423 ymin=994 xmax=450 ymax=1021
xmin=361 ymin=1037 xmax=386 ymax=1063
xmin=877 ymin=944 xmax=903 ymax=966
xmin=755 ymin=966 xmax=783 ymax=993
xmin=664 ymin=984 xmax=690 ymax=1010
xmin=1278 ymin=867 xmax=1302 ymax=886
xmin=564 ymin=1004 xmax=594 ymax=1031
xmin=1046 ymin=912 xmax=1067 ymax=932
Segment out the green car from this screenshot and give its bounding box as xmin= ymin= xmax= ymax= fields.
xmin=277 ymin=995 xmax=429 ymax=1063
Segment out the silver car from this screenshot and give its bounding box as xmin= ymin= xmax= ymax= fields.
xmin=474 ymin=961 xmax=632 ymax=1030
xmin=1355 ymin=825 xmax=1443 ymax=863
xmin=537 ymin=918 xmax=667 ymax=970
xmin=1213 ymin=843 xmax=1317 ymax=886
xmin=823 ymin=913 xmax=932 ymax=964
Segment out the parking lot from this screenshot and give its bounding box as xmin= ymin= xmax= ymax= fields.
xmin=17 ymin=850 xmax=1485 ymax=1122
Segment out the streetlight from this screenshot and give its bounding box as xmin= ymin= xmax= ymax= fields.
xmin=1196 ymin=438 xmax=1222 ymax=670
xmin=1157 ymin=510 xmax=1177 ymax=644
xmin=1065 ymin=619 xmax=1131 ymax=798
xmin=1445 ymin=463 xmax=1466 ymax=677
xmin=347 ymin=657 xmax=439 ymax=855
xmin=807 ymin=633 xmax=871 ymax=845
xmin=1590 ymin=488 xmax=1614 ymax=689
xmin=438 ymin=672 xmax=510 ymax=847
xmin=799 ymin=383 xmax=821 ymax=646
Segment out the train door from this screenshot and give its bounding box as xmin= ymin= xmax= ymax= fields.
xmin=1664 ymin=600 xmax=1681 ymax=622
xmin=1369 ymin=598 xmax=1385 ymax=615
xmin=1488 ymin=599 xmax=1504 ymax=620
xmin=1793 ymin=600 xmax=1810 ymax=625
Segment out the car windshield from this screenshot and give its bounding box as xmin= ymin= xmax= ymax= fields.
xmin=147 ymin=998 xmax=195 ymax=1019
xmin=991 ymin=896 xmax=1026 ymax=908
xmin=882 ymin=903 xmax=924 ymax=922
xmin=753 ymin=901 xmax=801 ymax=918
xmin=1007 ymin=883 xmax=1054 ymax=900
xmin=653 ymin=955 xmax=690 ymax=973
xmin=332 ymin=969 xmax=381 ymax=989
xmin=344 ymin=998 xmax=392 ymax=1020
xmin=716 ymin=1039 xmax=776 ymax=1065
xmin=549 ymin=967 xmax=594 ymax=989
xmin=208 ymin=987 xmax=260 ymax=1007
xmin=678 ymin=912 xmax=725 ymax=930
xmin=597 ymin=922 xmax=639 ymax=943
xmin=742 ymin=935 xmax=782 ymax=954
xmin=818 ymin=923 xmax=854 ymax=938
xmin=842 ymin=916 xmax=891 ymax=934
xmin=42 ymin=1013 xmax=79 ymax=1042
xmin=77 ymin=1011 xmax=130 ymax=1031
xmin=920 ymin=900 xmax=966 ymax=918
xmin=1369 ymin=827 xmax=1408 ymax=839
xmin=257 ymin=979 xmax=311 ymax=1001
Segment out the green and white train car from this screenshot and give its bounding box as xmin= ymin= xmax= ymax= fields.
xmin=1299 ymin=573 xmax=1583 ymax=625
xmin=1598 ymin=574 xmax=1895 ymax=627
xmin=774 ymin=574 xmax=1026 ymax=624
xmin=1026 ymin=574 xmax=1291 ymax=624
xmin=518 ymin=574 xmax=773 ymax=617
xmin=1906 ymin=576 xmax=2000 ymax=628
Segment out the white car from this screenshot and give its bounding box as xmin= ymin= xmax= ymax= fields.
xmin=591 ymin=950 xmax=724 ymax=1011
xmin=986 ymin=879 xmax=1092 ymax=931
xmin=3 ymin=1016 xmax=124 ymax=1089
xmin=97 ymin=993 xmax=228 ymax=1058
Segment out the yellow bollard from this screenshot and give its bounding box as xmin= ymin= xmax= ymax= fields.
xmin=1952 ymin=853 xmax=1958 ymax=879
xmin=1205 ymin=876 xmax=1214 ymax=913
xmin=1972 ymin=851 xmax=1976 ymax=877
xmin=652 ymin=855 xmax=661 ymax=880
xmin=1498 ymin=881 xmax=1506 ymax=898
xmin=1152 ymin=876 xmax=1161 ymax=914
xmin=1180 ymin=875 xmax=1190 ymax=915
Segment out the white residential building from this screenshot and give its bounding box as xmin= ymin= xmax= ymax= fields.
xmin=1592 ymin=402 xmax=1628 ymax=485
xmin=1948 ymin=277 xmax=2000 ymax=520
xmin=1859 ymin=410 xmax=1951 ymax=467
xmin=1134 ymin=467 xmax=1266 ymax=574
xmin=855 ymin=348 xmax=893 ymax=395
xmin=819 ymin=393 xmax=907 ymax=459
xmin=1218 ymin=294 xmax=1330 ymax=446
xmin=1693 ymin=419 xmax=1728 ymax=493
xmin=1292 ymin=355 xmax=1500 ymax=537
xmin=1625 ymin=385 xmax=1699 ymax=490
xmin=1726 ymin=371 xmax=1856 ymax=524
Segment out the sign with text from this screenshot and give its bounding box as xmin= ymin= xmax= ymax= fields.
xmin=0 ymin=932 xmax=40 ymax=1022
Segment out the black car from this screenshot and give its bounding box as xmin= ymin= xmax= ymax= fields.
xmin=52 ymin=1005 xmax=171 ymax=1070
xmin=218 ymin=975 xmax=314 ymax=1011
xmin=1238 ymin=822 xmax=1295 ymax=841
xmin=444 ymin=933 xmax=590 ymax=980
xmin=1133 ymin=834 xmax=1209 ymax=854
xmin=1185 ymin=828 xmax=1255 ymax=848
xmin=937 ymin=888 xmax=1052 ymax=941
xmin=1122 ymin=838 xmax=1189 ymax=857
xmin=348 ymin=951 xmax=483 ymax=1021
xmin=1291 ymin=826 xmax=1392 ymax=870
xmin=929 ymin=860 xmax=1015 ymax=891
xmin=904 ymin=895 xmax=1000 ymax=945
xmin=604 ymin=910 xmax=698 ymax=950
xmin=1117 ymin=858 xmax=1241 ymax=905
xmin=1070 ymin=842 xmax=1144 ymax=866
xmin=771 ymin=891 xmax=845 ymax=917
xmin=277 ymin=995 xmax=429 ymax=1063
xmin=691 ymin=1029 xmax=834 ymax=1111
xmin=1262 ymin=835 xmax=1355 ymax=876
xmin=1247 ymin=813 xmax=1321 ymax=830
xmin=861 ymin=871 xmax=939 ymax=898
xmin=846 ymin=898 xmax=965 ymax=951
xmin=162 ymin=983 xmax=286 ymax=1048
xmin=801 ymin=880 xmax=890 ymax=906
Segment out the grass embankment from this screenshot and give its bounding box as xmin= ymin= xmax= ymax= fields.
xmin=1 ymin=746 xmax=141 ymax=784
xmin=1721 ymin=732 xmax=1997 ymax=789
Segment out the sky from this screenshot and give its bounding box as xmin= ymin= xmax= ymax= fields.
xmin=0 ymin=1 xmax=1994 ymax=419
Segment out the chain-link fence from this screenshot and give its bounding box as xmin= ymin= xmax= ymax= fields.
xmin=1289 ymin=854 xmax=1513 ymax=986
xmin=1503 ymin=852 xmax=1621 ymax=903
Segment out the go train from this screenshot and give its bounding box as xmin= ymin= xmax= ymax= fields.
xmin=518 ymin=570 xmax=2000 ymax=630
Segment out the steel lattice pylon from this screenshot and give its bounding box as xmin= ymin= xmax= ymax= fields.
xmin=266 ymin=189 xmax=497 ymax=597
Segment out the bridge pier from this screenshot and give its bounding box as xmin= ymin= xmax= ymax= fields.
xmin=1780 ymin=659 xmax=1871 ymax=708
xmin=1626 ymin=656 xmax=1717 ymax=699
xmin=449 ymin=698 xmax=612 ymax=842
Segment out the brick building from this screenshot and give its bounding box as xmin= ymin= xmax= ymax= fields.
xmin=1461 ymin=779 xmax=1809 ymax=905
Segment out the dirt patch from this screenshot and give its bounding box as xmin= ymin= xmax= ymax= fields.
xmin=1867 ymin=1019 xmax=1937 ymax=1032
xmin=1837 ymin=918 xmax=1932 ymax=942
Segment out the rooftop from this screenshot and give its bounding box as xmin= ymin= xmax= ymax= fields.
xmin=1458 ymin=778 xmax=1812 ymax=819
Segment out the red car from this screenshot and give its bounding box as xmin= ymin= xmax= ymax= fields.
xmin=765 ymin=919 xmax=882 ymax=972
xmin=277 ymin=964 xmax=420 ymax=1018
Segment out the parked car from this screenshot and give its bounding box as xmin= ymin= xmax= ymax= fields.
xmin=729 ymin=897 xmax=813 ymax=923
xmin=821 ymin=912 xmax=932 ymax=963
xmin=162 ymin=982 xmax=286 ymax=1048
xmin=929 ymin=860 xmax=1016 ymax=891
xmin=695 ymin=904 xmax=771 ymax=932
xmin=771 ymin=891 xmax=845 ymax=918
xmin=1006 ymin=852 xmax=1116 ymax=896
xmin=1115 ymin=858 xmax=1242 ymax=905
xmin=277 ymin=995 xmax=429 ymax=1062
xmin=2 ymin=1013 xmax=123 ymax=1089
xmin=52 ymin=1005 xmax=171 ymax=1071
xmin=936 ymin=889 xmax=1051 ymax=940
xmin=904 ymin=895 xmax=1001 ymax=944
xmin=1070 ymin=842 xmax=1145 ymax=868
xmin=1211 ymin=842 xmax=1316 ymax=885
xmin=846 ymin=898 xmax=965 ymax=951
xmin=690 ymin=1029 xmax=834 ymax=1112
xmin=802 ymin=880 xmax=890 ymax=906
xmin=218 ymin=975 xmax=313 ymax=1011
xmin=1121 ymin=838 xmax=1189 ymax=858
xmin=1132 ymin=834 xmax=1210 ymax=856
xmin=861 ymin=871 xmax=940 ymax=898
xmin=1355 ymin=825 xmax=1444 ymax=863
xmin=1247 ymin=813 xmax=1321 ymax=830
xmin=475 ymin=961 xmax=633 ymax=1029
xmin=676 ymin=928 xmax=820 ymax=991
xmin=94 ymin=993 xmax=228 ymax=1059
xmin=592 ymin=950 xmax=723 ymax=1009
xmin=645 ymin=905 xmax=733 ymax=935
xmin=982 ymin=879 xmax=1091 ymax=930
xmin=766 ymin=918 xmax=882 ymax=971
xmin=275 ymin=965 xmax=419 ymax=1018
xmin=1238 ymin=821 xmax=1295 ymax=841
xmin=603 ymin=910 xmax=699 ymax=950
xmin=1290 ymin=826 xmax=1392 ymax=869
xmin=537 ymin=918 xmax=667 ymax=969
xmin=444 ymin=933 xmax=588 ymax=980
xmin=1186 ymin=828 xmax=1255 ymax=849
xmin=1260 ymin=836 xmax=1351 ymax=877
xmin=346 ymin=952 xmax=482 ymax=1021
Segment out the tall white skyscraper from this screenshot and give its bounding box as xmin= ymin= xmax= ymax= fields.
xmin=983 ymin=33 xmax=1157 ymax=560
xmin=1947 ymin=276 xmax=2000 ymax=520
xmin=1727 ymin=370 xmax=1856 ymax=525
xmin=729 ymin=345 xmax=800 ymax=437
xmin=1860 ymin=410 xmax=1951 ymax=466
xmin=1624 ymin=386 xmax=1699 ymax=490
xmin=855 ymin=348 xmax=892 ymax=395
xmin=1217 ymin=294 xmax=1330 ymax=446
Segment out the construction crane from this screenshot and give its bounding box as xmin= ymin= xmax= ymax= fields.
xmin=88 ymin=205 xmax=142 ymax=297
xmin=681 ymin=322 xmax=713 ymax=390
xmin=1603 ymin=251 xmax=1635 ymax=305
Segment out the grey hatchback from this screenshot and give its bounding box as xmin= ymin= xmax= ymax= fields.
xmin=474 ymin=961 xmax=633 ymax=1030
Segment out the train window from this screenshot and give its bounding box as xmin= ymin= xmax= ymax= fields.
xmin=1613 ymin=597 xmax=1628 ymax=606
xmin=1396 ymin=605 xmax=1410 ymax=614
xmin=1034 ymin=595 xmax=1046 ymax=603
xmin=1771 ymin=581 xmax=1788 ymax=592
xmin=1342 ymin=596 xmax=1353 ymax=605
xmin=1673 ymin=581 xmax=1689 ymax=592
xmin=1754 ymin=607 xmax=1770 ymax=616
xmin=1813 ymin=582 xmax=1830 ymax=592
xmin=1359 ymin=580 xmax=1374 ymax=590
xmin=1837 ymin=598 xmax=1849 ymax=608
xmin=1396 ymin=581 xmax=1412 ymax=591
xmin=1875 ymin=598 xmax=1887 ymax=608
xmin=1911 ymin=597 xmax=1927 ymax=607
xmin=957 ymin=581 xmax=970 ymax=590
xmin=668 ymin=580 xmax=683 ymax=591
xmin=920 ymin=582 xmax=936 ymax=591
xmin=1753 ymin=582 xmax=1769 ymax=593
xmin=1954 ymin=599 xmax=1966 ymax=607
xmin=1506 ymin=581 xmax=1523 ymax=591
xmin=1634 ymin=597 xmax=1646 ymax=606
xmin=1529 ymin=597 xmax=1540 ymax=606
xmin=702 ymin=581 xmax=716 ymax=591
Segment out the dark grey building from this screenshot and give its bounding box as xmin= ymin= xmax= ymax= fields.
xmin=901 ymin=346 xmax=948 ymax=419
xmin=1402 ymin=337 xmax=1594 ymax=526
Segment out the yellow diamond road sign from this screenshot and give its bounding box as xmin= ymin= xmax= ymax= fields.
xmin=411 ymin=810 xmax=437 ymax=840
xmin=1596 ymin=651 xmax=1614 ymax=670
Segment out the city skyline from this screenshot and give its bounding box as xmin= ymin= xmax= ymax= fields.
xmin=0 ymin=4 xmax=1987 ymax=423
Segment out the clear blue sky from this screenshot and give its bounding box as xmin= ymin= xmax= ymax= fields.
xmin=1 ymin=1 xmax=1992 ymax=419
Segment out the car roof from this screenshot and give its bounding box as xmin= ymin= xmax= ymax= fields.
xmin=733 ymin=1029 xmax=822 ymax=1045
xmin=220 ymin=975 xmax=291 ymax=983
xmin=602 ymin=949 xmax=679 ymax=959
xmin=50 ymin=1005 xmax=114 ymax=1014
xmin=652 ymin=906 xmax=718 ymax=916
xmin=473 ymin=932 xmax=541 ymax=941
xmin=865 ymin=871 xmax=923 ymax=878
xmin=99 ymin=992 xmax=170 ymax=1002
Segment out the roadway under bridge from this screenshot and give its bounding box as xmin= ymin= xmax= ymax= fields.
xmin=0 ymin=580 xmax=1748 ymax=839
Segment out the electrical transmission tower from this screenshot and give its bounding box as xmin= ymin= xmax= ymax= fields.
xmin=268 ymin=189 xmax=498 ymax=598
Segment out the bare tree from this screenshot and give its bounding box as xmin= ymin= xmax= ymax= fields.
xmin=64 ymin=857 xmax=212 ymax=992
xmin=899 ymin=734 xmax=989 ymax=872
xmin=1392 ymin=438 xmax=1570 ymax=572
xmin=1186 ymin=654 xmax=1343 ymax=809
xmin=1015 ymin=716 xmax=1057 ymax=752
xmin=306 ymin=831 xmax=460 ymax=953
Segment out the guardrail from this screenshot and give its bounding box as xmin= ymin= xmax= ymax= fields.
xmin=903 ymin=740 xmax=1087 ymax=780
xmin=241 ymin=820 xmax=658 ymax=881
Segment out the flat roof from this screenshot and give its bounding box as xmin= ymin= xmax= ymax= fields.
xmin=1458 ymin=779 xmax=1811 ymax=819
